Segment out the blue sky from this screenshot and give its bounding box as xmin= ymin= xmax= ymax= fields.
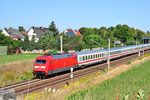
xmin=0 ymin=0 xmax=150 ymax=32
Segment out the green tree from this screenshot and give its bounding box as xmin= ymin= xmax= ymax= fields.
xmin=18 ymin=26 xmax=25 ymax=31
xmin=39 ymin=34 xmax=55 ymax=51
xmin=35 ymin=37 xmax=42 ymax=50
xmin=12 ymin=40 xmax=23 ymax=50
xmin=83 ymin=34 xmax=107 ymax=49
xmin=136 ymin=29 xmax=145 ymax=39
xmin=99 ymin=27 xmax=107 ymax=38
xmin=0 ymin=33 xmax=13 ymax=46
xmin=113 ymin=24 xmax=133 ymax=43
xmin=83 ymin=28 xmax=95 ymax=36
xmin=92 ymin=28 xmax=99 ymax=35
xmin=22 ymin=35 xmax=30 ymax=50
xmin=48 ymin=21 xmax=59 ymax=37
xmin=78 ymin=27 xmax=88 ymax=35
xmin=63 ymin=35 xmax=85 ymax=52
xmin=29 ymin=35 xmax=36 ymax=51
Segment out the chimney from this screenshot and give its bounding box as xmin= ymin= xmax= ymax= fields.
xmin=40 ymin=27 xmax=44 ymax=30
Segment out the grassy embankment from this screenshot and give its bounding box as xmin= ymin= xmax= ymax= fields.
xmin=0 ymin=53 xmax=40 ymax=65
xmin=0 ymin=53 xmax=41 ymax=86
xmin=67 ymin=56 xmax=150 ymax=100
xmin=24 ymin=54 xmax=150 ymax=100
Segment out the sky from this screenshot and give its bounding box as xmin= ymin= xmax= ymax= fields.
xmin=0 ymin=0 xmax=150 ymax=33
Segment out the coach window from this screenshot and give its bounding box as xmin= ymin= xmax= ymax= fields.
xmin=96 ymin=54 xmax=98 ymax=58
xmin=50 ymin=61 xmax=51 ymax=64
xmin=98 ymin=54 xmax=100 ymax=58
xmin=102 ymin=53 xmax=104 ymax=57
xmin=86 ymin=56 xmax=88 ymax=60
xmin=91 ymin=55 xmax=93 ymax=59
xmin=93 ymin=54 xmax=95 ymax=59
xmin=83 ymin=56 xmax=85 ymax=61
xmin=88 ymin=55 xmax=90 ymax=60
xmin=79 ymin=57 xmax=82 ymax=62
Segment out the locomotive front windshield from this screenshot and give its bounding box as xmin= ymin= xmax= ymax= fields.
xmin=36 ymin=60 xmax=47 ymax=64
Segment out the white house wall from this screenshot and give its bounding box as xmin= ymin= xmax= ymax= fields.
xmin=2 ymin=30 xmax=10 ymax=36
xmin=27 ymin=28 xmax=37 ymax=41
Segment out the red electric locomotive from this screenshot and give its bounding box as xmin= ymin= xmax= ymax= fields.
xmin=33 ymin=53 xmax=78 ymax=78
xmin=33 ymin=44 xmax=150 ymax=78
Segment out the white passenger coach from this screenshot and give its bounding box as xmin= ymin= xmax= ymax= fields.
xmin=75 ymin=44 xmax=150 ymax=66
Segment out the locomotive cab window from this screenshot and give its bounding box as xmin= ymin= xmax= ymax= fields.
xmin=36 ymin=60 xmax=47 ymax=64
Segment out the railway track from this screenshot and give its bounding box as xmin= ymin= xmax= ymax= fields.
xmin=0 ymin=50 xmax=150 ymax=96
xmin=0 ymin=79 xmax=40 ymax=91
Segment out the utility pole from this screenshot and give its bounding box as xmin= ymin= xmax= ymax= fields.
xmin=136 ymin=38 xmax=137 ymax=45
xmin=143 ymin=39 xmax=144 ymax=57
xmin=60 ymin=36 xmax=63 ymax=53
xmin=108 ymin=38 xmax=110 ymax=70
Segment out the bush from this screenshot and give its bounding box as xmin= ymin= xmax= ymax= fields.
xmin=48 ymin=49 xmax=58 ymax=54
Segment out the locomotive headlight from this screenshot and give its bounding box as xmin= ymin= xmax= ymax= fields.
xmin=34 ymin=66 xmax=39 ymax=68
xmin=41 ymin=66 xmax=45 ymax=68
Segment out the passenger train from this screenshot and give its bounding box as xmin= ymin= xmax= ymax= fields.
xmin=33 ymin=43 xmax=150 ymax=78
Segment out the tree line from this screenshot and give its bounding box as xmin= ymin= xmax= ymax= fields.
xmin=0 ymin=22 xmax=150 ymax=52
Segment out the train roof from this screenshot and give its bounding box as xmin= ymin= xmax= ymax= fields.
xmin=52 ymin=53 xmax=74 ymax=59
xmin=37 ymin=53 xmax=74 ymax=60
xmin=74 ymin=44 xmax=149 ymax=56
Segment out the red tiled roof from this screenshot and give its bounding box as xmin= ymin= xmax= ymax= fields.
xmin=6 ymin=36 xmax=20 ymax=38
xmin=11 ymin=36 xmax=20 ymax=38
xmin=20 ymin=31 xmax=27 ymax=36
xmin=67 ymin=29 xmax=74 ymax=33
xmin=74 ymin=30 xmax=83 ymax=38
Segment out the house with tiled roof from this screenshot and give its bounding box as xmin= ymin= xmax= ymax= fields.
xmin=64 ymin=29 xmax=83 ymax=38
xmin=27 ymin=26 xmax=48 ymax=42
xmin=20 ymin=31 xmax=28 ymax=36
xmin=2 ymin=28 xmax=24 ymax=41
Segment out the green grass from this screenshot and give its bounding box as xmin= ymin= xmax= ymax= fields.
xmin=0 ymin=53 xmax=41 ymax=65
xmin=67 ymin=60 xmax=150 ymax=100
xmin=126 ymin=61 xmax=131 ymax=64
